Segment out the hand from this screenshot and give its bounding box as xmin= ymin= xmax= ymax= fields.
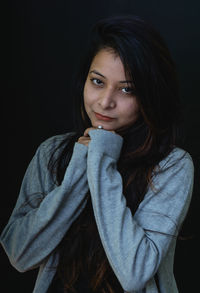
xmin=77 ymin=127 xmax=94 ymax=147
xmin=77 ymin=127 xmax=116 ymax=147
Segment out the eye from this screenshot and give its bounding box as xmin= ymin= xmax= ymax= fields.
xmin=90 ymin=78 xmax=103 ymax=86
xmin=121 ymin=87 xmax=134 ymax=94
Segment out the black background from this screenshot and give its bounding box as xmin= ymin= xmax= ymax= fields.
xmin=2 ymin=0 xmax=200 ymax=292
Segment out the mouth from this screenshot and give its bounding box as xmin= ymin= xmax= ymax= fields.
xmin=94 ymin=112 xmax=115 ymax=122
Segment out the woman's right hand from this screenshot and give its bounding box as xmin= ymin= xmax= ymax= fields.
xmin=77 ymin=129 xmax=92 ymax=147
xmin=77 ymin=136 xmax=91 ymax=147
xmin=78 ymin=127 xmax=116 ymax=147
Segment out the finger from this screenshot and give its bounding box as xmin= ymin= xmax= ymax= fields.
xmin=83 ymin=127 xmax=96 ymax=137
xmin=78 ymin=136 xmax=90 ymax=143
xmin=77 ymin=136 xmax=91 ymax=146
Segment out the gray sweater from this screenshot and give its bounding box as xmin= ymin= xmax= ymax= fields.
xmin=0 ymin=129 xmax=194 ymax=292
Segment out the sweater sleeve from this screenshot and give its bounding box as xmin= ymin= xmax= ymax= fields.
xmin=87 ymin=129 xmax=194 ymax=292
xmin=0 ymin=134 xmax=89 ymax=272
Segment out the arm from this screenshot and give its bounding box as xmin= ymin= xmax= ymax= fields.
xmin=87 ymin=129 xmax=194 ymax=292
xmin=0 ymin=134 xmax=89 ymax=272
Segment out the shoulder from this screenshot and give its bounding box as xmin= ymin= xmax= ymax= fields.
xmin=27 ymin=132 xmax=76 ymax=173
xmin=156 ymin=147 xmax=194 ymax=175
xmin=151 ymin=147 xmax=194 ymax=198
xmin=24 ymin=132 xmax=76 ymax=189
xmin=136 ymin=147 xmax=194 ymax=230
xmin=40 ymin=132 xmax=76 ymax=151
xmin=35 ymin=132 xmax=76 ymax=160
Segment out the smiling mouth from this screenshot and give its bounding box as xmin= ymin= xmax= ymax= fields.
xmin=94 ymin=112 xmax=115 ymax=121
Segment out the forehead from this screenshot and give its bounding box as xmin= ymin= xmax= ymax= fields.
xmin=90 ymin=49 xmax=127 ymax=80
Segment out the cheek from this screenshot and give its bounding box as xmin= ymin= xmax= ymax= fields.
xmin=83 ymin=83 xmax=94 ymax=107
xmin=120 ymin=99 xmax=140 ymax=120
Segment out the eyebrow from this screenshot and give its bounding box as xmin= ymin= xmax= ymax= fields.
xmin=90 ymin=70 xmax=133 ymax=84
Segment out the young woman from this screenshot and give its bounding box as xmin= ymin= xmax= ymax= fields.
xmin=1 ymin=15 xmax=194 ymax=293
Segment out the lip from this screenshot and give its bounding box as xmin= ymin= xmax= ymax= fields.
xmin=94 ymin=112 xmax=115 ymax=121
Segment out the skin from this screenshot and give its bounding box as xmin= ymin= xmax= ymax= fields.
xmin=78 ymin=48 xmax=140 ymax=146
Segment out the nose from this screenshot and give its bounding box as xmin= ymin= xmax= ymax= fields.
xmin=98 ymin=88 xmax=116 ymax=109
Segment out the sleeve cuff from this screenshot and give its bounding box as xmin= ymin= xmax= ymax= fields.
xmin=88 ymin=129 xmax=123 ymax=160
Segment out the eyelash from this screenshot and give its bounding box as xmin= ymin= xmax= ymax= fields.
xmin=90 ymin=78 xmax=135 ymax=95
xmin=90 ymin=78 xmax=103 ymax=86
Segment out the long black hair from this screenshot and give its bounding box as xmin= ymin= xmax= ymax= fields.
xmin=48 ymin=15 xmax=184 ymax=292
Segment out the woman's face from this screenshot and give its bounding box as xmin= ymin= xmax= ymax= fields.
xmin=83 ymin=48 xmax=140 ymax=132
